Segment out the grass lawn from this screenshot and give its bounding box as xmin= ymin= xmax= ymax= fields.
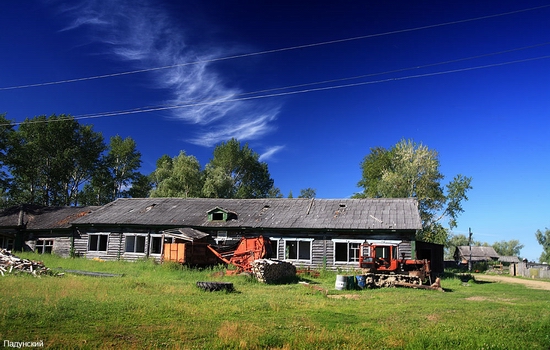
xmin=1 ymin=253 xmax=549 ymax=349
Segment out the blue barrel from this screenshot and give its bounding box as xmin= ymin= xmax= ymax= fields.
xmin=356 ymin=275 xmax=366 ymax=289
xmin=335 ymin=275 xmax=347 ymax=290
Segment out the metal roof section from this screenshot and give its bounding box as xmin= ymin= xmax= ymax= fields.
xmin=72 ymin=197 xmax=422 ymax=230
xmin=161 ymin=227 xmax=210 ymax=241
xmin=0 ymin=205 xmax=100 ymax=230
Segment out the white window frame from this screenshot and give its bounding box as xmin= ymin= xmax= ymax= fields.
xmin=215 ymin=231 xmax=228 ymax=244
xmin=124 ymin=234 xmax=147 ymax=254
xmin=269 ymin=237 xmax=281 ymax=260
xmin=283 ymin=238 xmax=314 ymax=263
xmin=0 ymin=236 xmax=14 ymax=250
xmin=332 ymin=239 xmax=366 ymax=264
xmin=149 ymin=234 xmax=163 ymax=255
xmin=88 ymin=233 xmax=109 ymax=252
xmin=35 ymin=239 xmax=54 ymax=254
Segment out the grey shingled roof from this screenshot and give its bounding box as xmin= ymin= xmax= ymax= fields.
xmin=456 ymin=246 xmax=500 ymax=260
xmin=72 ymin=197 xmax=422 ymax=230
xmin=498 ymin=256 xmax=520 ymax=263
xmin=0 ymin=205 xmax=99 ymax=230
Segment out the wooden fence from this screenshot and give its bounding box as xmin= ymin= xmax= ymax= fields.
xmin=512 ymin=262 xmax=550 ymax=279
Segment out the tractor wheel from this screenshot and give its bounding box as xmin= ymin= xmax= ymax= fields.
xmin=196 ymin=281 xmax=234 ymax=292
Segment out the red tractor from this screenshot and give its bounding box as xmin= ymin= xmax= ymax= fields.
xmin=358 ymin=242 xmax=434 ymax=288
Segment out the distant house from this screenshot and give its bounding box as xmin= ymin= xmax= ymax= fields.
xmin=71 ymin=197 xmax=443 ymax=271
xmin=454 ymin=246 xmax=500 ymax=264
xmin=0 ymin=204 xmax=98 ymax=256
xmin=498 ymin=256 xmax=520 ymax=264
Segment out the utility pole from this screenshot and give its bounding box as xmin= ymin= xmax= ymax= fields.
xmin=468 ymin=228 xmax=473 ymax=272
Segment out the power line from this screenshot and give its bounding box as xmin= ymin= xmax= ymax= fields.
xmin=5 ymin=52 xmax=549 ymax=126
xmin=1 ymin=4 xmax=549 ymax=91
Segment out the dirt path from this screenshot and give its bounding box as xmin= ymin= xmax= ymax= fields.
xmin=474 ymin=274 xmax=550 ymax=291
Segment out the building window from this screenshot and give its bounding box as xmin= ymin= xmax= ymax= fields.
xmin=125 ymin=235 xmax=146 ymax=253
xmin=334 ymin=242 xmax=361 ymax=263
xmin=88 ymin=234 xmax=108 ymax=252
xmin=269 ymin=239 xmax=279 ymax=259
xmin=285 ymin=239 xmax=312 ymax=261
xmin=35 ymin=239 xmax=54 ymax=254
xmin=150 ymin=235 xmax=162 ymax=255
xmin=0 ymin=236 xmax=14 ymax=250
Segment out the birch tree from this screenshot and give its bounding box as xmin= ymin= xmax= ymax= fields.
xmin=355 ymin=139 xmax=472 ymax=244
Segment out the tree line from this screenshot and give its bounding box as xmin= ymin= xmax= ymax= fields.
xmin=0 ymin=114 xmax=144 ymax=206
xmin=0 ymin=114 xmax=314 ymax=207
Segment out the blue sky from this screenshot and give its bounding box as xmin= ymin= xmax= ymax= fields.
xmin=1 ymin=1 xmax=549 ymax=261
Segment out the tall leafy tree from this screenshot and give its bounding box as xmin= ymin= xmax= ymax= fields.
xmin=202 ymin=139 xmax=274 ymax=199
xmin=492 ymin=239 xmax=524 ymax=257
xmin=150 ymin=151 xmax=202 ymax=198
xmin=127 ymin=173 xmax=153 ymax=198
xmin=79 ymin=135 xmax=143 ymax=205
xmin=0 ymin=114 xmax=15 ymax=207
xmin=7 ymin=115 xmax=105 ymax=206
xmin=535 ymin=228 xmax=550 ymax=263
xmin=355 ymin=139 xmax=472 ymax=244
xmin=107 ymin=135 xmax=142 ymax=199
xmin=78 ymin=163 xmax=113 ymax=205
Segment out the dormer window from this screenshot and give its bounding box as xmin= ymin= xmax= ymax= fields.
xmin=207 ymin=207 xmax=237 ymax=222
xmin=212 ymin=212 xmax=224 ymax=221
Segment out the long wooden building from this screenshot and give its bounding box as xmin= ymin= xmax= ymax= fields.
xmin=0 ymin=198 xmax=444 ymax=272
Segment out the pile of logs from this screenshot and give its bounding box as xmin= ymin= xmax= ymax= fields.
xmin=251 ymin=259 xmax=296 ymax=283
xmin=0 ymin=249 xmax=58 ymax=277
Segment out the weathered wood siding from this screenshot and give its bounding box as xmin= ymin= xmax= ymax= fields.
xmin=73 ymin=226 xmax=420 ymax=268
xmin=74 ymin=228 xmax=164 ymax=262
xmin=52 ymin=236 xmax=72 ymax=257
xmin=23 ymin=233 xmax=73 ymax=257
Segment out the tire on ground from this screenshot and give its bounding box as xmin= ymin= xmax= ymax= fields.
xmin=196 ymin=281 xmax=234 ymax=292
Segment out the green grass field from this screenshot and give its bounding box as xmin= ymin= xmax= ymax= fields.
xmin=1 ymin=253 xmax=549 ymax=349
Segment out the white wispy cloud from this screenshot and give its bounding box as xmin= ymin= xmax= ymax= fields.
xmin=55 ymin=0 xmax=279 ymax=146
xmin=259 ymin=145 xmax=285 ymax=162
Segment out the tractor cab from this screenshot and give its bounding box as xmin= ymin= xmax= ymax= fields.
xmin=359 ymin=243 xmax=400 ymax=271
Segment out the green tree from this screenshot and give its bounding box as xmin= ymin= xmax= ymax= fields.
xmin=78 ymin=164 xmax=113 ymax=205
xmin=492 ymin=239 xmax=524 ymax=257
xmin=445 ymin=233 xmax=470 ymax=260
xmin=79 ymin=135 xmax=143 ymax=205
xmin=298 ymin=188 xmax=316 ymax=199
xmin=107 ymin=135 xmax=142 ymax=199
xmin=535 ymin=228 xmax=550 ymax=263
xmin=127 ymin=173 xmax=153 ymax=198
xmin=355 ymin=139 xmax=472 ymax=244
xmin=202 ymin=139 xmax=274 ymax=199
xmin=150 ymin=151 xmax=202 ymax=198
xmin=267 ymin=186 xmax=283 ymax=198
xmin=7 ymin=115 xmax=105 ymax=206
xmin=0 ymin=114 xmax=15 ymax=207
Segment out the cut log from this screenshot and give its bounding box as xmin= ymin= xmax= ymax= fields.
xmin=0 ymin=249 xmax=59 ymax=277
xmin=251 ymin=259 xmax=296 ymax=283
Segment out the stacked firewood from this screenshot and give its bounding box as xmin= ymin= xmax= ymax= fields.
xmin=251 ymin=259 xmax=296 ymax=283
xmin=0 ymin=249 xmax=58 ymax=277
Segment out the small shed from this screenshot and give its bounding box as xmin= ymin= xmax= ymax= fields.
xmin=161 ymin=227 xmax=219 ymax=266
xmin=454 ymin=246 xmax=500 ymax=264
